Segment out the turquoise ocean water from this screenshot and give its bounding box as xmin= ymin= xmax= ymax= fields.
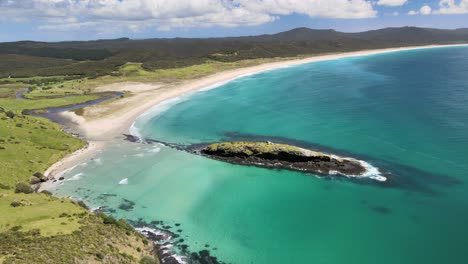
xmin=53 ymin=46 xmax=468 ymax=263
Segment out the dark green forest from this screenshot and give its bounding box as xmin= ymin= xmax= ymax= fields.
xmin=1 ymin=27 xmax=468 ymax=78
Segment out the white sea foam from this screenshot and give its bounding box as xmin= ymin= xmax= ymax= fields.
xmin=135 ymin=227 xmax=187 ymax=264
xmin=67 ymin=173 xmax=84 ymax=181
xmin=129 ymin=96 xmax=183 ymax=138
xmin=118 ymin=178 xmax=128 ymax=185
xmin=53 ymin=164 xmax=79 ymax=179
xmin=134 ymin=153 xmax=145 ymax=158
xmin=148 ymin=147 xmax=161 ymax=153
xmin=329 ymin=154 xmax=386 ymax=182
xmin=355 ymin=159 xmax=387 ymax=182
xmin=92 ymin=158 xmax=102 ymax=165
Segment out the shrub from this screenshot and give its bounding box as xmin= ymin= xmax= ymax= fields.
xmin=72 ymin=200 xmax=89 ymax=209
xmin=95 ymin=252 xmax=105 ymax=260
xmin=6 ymin=110 xmax=15 ymax=119
xmin=10 ymin=200 xmax=22 ymax=207
xmin=0 ymin=183 xmax=10 ymax=190
xmin=116 ymin=219 xmax=134 ymax=232
xmin=59 ymin=213 xmax=70 ymax=218
xmin=33 ymin=172 xmax=45 ymax=178
xmin=10 ymin=225 xmax=22 ymax=232
xmin=97 ymin=212 xmax=118 ymax=225
xmin=140 ymin=256 xmax=159 ymax=264
xmin=40 ymin=190 xmax=53 ymax=196
xmin=30 ymin=229 xmax=41 ymax=236
xmin=15 ymin=182 xmax=34 ymax=194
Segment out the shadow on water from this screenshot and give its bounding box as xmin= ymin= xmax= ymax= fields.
xmin=124 ymin=131 xmax=463 ymax=196
xmin=219 ymin=132 xmax=463 ymax=196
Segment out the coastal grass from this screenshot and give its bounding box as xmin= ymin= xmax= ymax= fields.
xmin=0 ymin=96 xmax=158 ymax=263
xmin=0 ymin=87 xmax=21 ymax=98
xmin=0 ymin=207 xmax=156 ymax=264
xmin=0 ymin=190 xmax=84 ymax=236
xmin=0 ymin=111 xmax=85 ymax=187
xmin=123 ymin=58 xmax=288 ymax=82
xmin=205 ymin=141 xmax=310 ymax=156
xmin=0 ymin=94 xmax=99 ymax=112
xmin=4 ymin=57 xmax=294 ymax=102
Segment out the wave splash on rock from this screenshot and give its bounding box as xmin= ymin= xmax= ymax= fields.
xmin=197 ymin=141 xmax=386 ymax=182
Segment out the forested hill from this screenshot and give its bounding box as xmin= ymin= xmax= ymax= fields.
xmin=1 ymin=26 xmax=468 ymax=78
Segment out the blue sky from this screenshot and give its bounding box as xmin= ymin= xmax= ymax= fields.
xmin=1 ymin=0 xmax=468 ymax=42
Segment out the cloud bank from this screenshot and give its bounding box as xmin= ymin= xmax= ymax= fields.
xmin=376 ymin=0 xmax=408 ymax=7
xmin=1 ymin=0 xmax=467 ymax=34
xmin=1 ymin=0 xmax=377 ymax=33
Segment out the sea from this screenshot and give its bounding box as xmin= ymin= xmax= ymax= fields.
xmin=52 ymin=45 xmax=468 ymax=264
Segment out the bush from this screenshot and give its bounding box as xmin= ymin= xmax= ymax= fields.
xmin=40 ymin=190 xmax=53 ymax=196
xmin=10 ymin=225 xmax=22 ymax=232
xmin=96 ymin=213 xmax=134 ymax=232
xmin=10 ymin=200 xmax=22 ymax=207
xmin=0 ymin=183 xmax=10 ymax=190
xmin=15 ymin=182 xmax=34 ymax=194
xmin=140 ymin=256 xmax=159 ymax=264
xmin=72 ymin=200 xmax=89 ymax=209
xmin=33 ymin=172 xmax=45 ymax=178
xmin=6 ymin=110 xmax=15 ymax=119
xmin=95 ymin=252 xmax=105 ymax=260
xmin=97 ymin=212 xmax=118 ymax=225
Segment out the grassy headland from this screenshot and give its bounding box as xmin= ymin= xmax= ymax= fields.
xmin=0 ymin=88 xmax=159 ymax=263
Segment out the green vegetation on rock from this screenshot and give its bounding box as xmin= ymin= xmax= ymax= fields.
xmin=204 ymin=141 xmax=321 ymax=157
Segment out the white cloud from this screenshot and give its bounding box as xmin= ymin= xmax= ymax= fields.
xmin=435 ymin=0 xmax=468 ymax=14
xmin=0 ymin=0 xmax=378 ymax=33
xmin=407 ymin=5 xmax=432 ymax=15
xmin=376 ymin=0 xmax=408 ymax=6
xmin=420 ymin=5 xmax=432 ymax=15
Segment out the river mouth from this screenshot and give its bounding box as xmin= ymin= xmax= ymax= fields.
xmin=20 ymin=91 xmax=123 ymax=125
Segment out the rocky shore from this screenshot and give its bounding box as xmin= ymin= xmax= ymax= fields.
xmin=197 ymin=141 xmax=368 ymax=177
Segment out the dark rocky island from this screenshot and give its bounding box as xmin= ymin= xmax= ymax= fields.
xmin=198 ymin=141 xmax=380 ymax=179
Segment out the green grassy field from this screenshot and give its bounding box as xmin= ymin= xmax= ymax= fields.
xmin=0 ymin=92 xmax=158 ymax=263
xmin=0 ymin=191 xmax=84 ymax=236
xmin=0 ymin=95 xmax=99 ymax=112
xmin=0 ymin=111 xmax=85 ymax=186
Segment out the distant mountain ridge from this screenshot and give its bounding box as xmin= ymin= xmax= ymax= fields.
xmin=1 ymin=27 xmax=468 ymax=78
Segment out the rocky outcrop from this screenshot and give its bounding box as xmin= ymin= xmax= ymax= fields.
xmin=199 ymin=141 xmax=367 ymax=177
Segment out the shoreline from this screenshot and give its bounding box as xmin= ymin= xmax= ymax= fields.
xmin=42 ymin=43 xmax=468 ymax=184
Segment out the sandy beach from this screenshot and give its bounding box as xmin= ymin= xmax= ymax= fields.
xmin=41 ymin=43 xmax=468 ymax=184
